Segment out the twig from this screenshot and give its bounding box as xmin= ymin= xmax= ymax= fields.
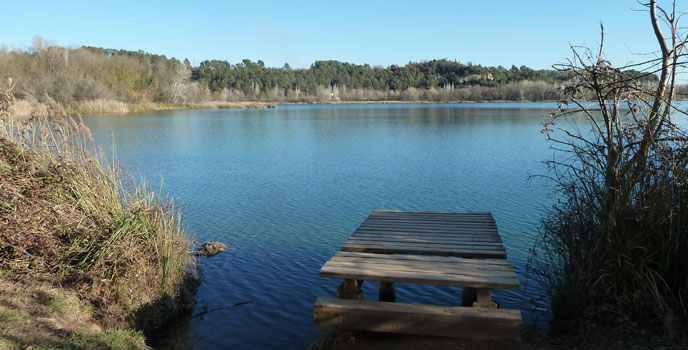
xmin=191 ymin=300 xmax=254 ymax=318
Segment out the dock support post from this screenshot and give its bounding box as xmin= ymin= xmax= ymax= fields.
xmin=379 ymin=281 xmax=395 ymax=302
xmin=473 ymin=288 xmax=498 ymax=309
xmin=337 ymin=279 xmax=364 ymax=300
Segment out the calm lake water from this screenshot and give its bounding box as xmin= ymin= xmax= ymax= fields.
xmin=84 ymin=103 xmax=558 ymax=349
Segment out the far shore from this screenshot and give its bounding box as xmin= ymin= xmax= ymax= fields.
xmin=277 ymin=99 xmax=559 ymax=105
xmin=9 ymin=98 xmax=563 ymax=117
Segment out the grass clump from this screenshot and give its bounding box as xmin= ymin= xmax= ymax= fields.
xmin=64 ymin=329 xmax=147 ymax=350
xmin=0 ymin=82 xmax=196 ymax=347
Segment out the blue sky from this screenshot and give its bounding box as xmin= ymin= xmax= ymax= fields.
xmin=0 ymin=1 xmax=669 ymax=69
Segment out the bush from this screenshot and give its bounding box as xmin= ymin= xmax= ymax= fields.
xmin=0 ymin=84 xmax=197 ymax=332
xmin=529 ymin=1 xmax=688 ymax=339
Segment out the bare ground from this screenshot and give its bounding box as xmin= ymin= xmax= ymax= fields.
xmin=0 ymin=273 xmax=146 ymax=350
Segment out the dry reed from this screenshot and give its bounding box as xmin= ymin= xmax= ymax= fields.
xmin=0 ymin=86 xmax=196 ymax=332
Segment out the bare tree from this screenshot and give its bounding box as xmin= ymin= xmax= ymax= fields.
xmin=168 ymin=62 xmax=192 ymax=104
xmin=531 ymin=0 xmax=688 ymax=336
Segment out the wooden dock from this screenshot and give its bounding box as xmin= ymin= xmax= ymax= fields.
xmin=342 ymin=210 xmax=507 ymax=258
xmin=314 ymin=210 xmax=523 ymax=341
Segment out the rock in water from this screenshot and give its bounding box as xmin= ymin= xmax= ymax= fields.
xmin=195 ymin=242 xmax=226 ymax=257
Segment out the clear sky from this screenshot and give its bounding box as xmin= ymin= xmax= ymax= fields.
xmin=0 ymin=0 xmax=672 ymax=69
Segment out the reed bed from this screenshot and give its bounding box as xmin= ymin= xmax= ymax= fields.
xmin=62 ymin=99 xmax=271 ymax=115
xmin=67 ymin=99 xmax=130 ymax=114
xmin=0 ymin=86 xmax=196 ymax=344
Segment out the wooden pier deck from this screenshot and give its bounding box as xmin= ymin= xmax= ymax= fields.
xmin=342 ymin=210 xmax=507 ymax=258
xmin=314 ymin=210 xmax=523 ymax=341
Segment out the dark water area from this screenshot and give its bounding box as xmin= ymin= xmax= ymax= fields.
xmin=84 ymin=103 xmax=559 ymax=349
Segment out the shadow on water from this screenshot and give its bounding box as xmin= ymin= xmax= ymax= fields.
xmin=138 ymin=273 xmax=200 ymax=349
xmin=147 ymin=312 xmax=195 ymax=350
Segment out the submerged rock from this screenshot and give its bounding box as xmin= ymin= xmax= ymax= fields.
xmin=195 ymin=242 xmax=226 ymax=257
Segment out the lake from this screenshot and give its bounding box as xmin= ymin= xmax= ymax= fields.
xmin=84 ymin=103 xmax=558 ymax=349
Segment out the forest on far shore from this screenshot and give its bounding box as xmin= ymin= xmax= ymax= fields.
xmin=0 ymin=38 xmax=660 ymax=105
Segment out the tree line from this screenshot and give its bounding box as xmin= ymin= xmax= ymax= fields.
xmin=194 ymin=58 xmax=573 ymax=92
xmin=0 ymin=38 xmax=659 ymax=105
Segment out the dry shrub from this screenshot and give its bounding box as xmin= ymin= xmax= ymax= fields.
xmin=7 ymin=99 xmax=32 ymax=116
xmin=0 ymin=84 xmax=196 ymax=331
xmin=529 ymin=2 xmax=688 ymax=341
xmin=69 ymin=99 xmax=130 ymax=114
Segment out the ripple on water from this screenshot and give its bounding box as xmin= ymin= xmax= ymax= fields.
xmin=84 ymin=104 xmax=557 ymax=349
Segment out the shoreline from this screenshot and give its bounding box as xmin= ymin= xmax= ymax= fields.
xmin=72 ymin=99 xmax=559 ymax=116
xmin=276 ymin=99 xmax=558 ymax=105
xmin=10 ymin=98 xmax=564 ymax=117
xmin=0 ymin=92 xmax=198 ymax=349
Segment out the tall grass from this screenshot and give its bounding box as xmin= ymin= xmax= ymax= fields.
xmin=0 ymin=86 xmax=196 ymax=330
xmin=58 ymin=99 xmax=272 ymax=115
xmin=67 ymin=99 xmax=129 ymax=114
xmin=528 ymin=3 xmax=687 ymax=340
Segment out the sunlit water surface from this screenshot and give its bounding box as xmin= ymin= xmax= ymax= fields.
xmin=84 ymin=103 xmax=560 ymax=349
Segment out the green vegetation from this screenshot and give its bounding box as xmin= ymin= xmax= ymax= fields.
xmin=0 ymin=83 xmax=196 ymax=348
xmin=0 ymin=37 xmax=659 ymax=111
xmin=66 ymin=329 xmax=147 ymax=350
xmin=529 ymin=0 xmax=687 ymax=344
xmin=0 ymin=276 xmax=148 ymax=350
xmin=193 ymin=58 xmax=574 ymax=100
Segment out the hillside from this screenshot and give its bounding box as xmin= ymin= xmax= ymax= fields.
xmin=0 ymin=39 xmax=660 ymax=110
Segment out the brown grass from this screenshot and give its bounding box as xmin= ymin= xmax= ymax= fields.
xmin=6 ymin=99 xmax=32 ymax=117
xmin=68 ymin=99 xmax=129 ymax=114
xmin=61 ymin=99 xmax=273 ymax=115
xmin=188 ymin=101 xmax=273 ymax=109
xmin=0 ymin=274 xmax=148 ymax=350
xmin=0 ymin=89 xmax=197 ymax=347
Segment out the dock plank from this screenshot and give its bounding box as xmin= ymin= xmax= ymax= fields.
xmin=342 ymin=240 xmax=506 ymax=250
xmin=358 ymin=220 xmax=498 ymax=228
xmin=351 ymin=232 xmax=501 ymax=243
xmin=361 ymin=220 xmax=497 ymax=230
xmin=319 ymin=265 xmax=520 ymax=289
xmin=355 ymin=225 xmax=500 ymax=234
xmin=354 ymin=227 xmax=500 ymax=238
xmin=342 ymin=241 xmax=507 ymax=259
xmin=366 ymin=213 xmax=497 ymax=225
xmin=333 ymin=251 xmax=513 ymax=266
xmin=372 ymin=210 xmax=494 ymax=216
xmin=325 ymin=251 xmax=518 ymax=279
xmin=331 ymin=252 xmax=515 ymax=269
xmin=326 ymin=257 xmax=514 ymax=273
xmin=323 ymin=260 xmax=517 ymax=278
xmin=366 ymin=217 xmax=496 ymax=224
xmin=353 ymin=230 xmax=501 ymax=239
xmin=314 ymin=297 xmax=522 ymax=340
xmin=346 ymin=237 xmax=505 ymax=247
